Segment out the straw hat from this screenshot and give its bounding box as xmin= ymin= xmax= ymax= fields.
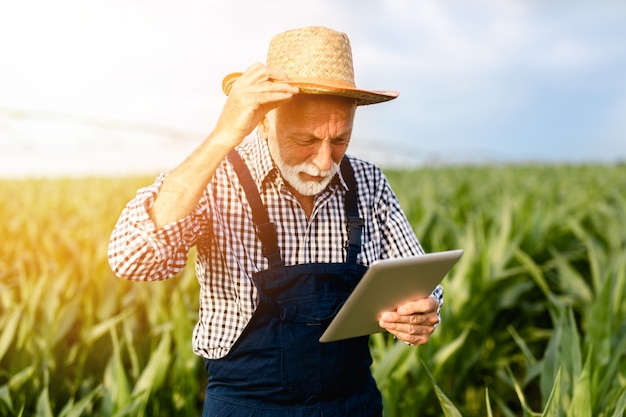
xmin=222 ymin=26 xmax=399 ymax=106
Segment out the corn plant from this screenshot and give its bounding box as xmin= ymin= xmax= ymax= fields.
xmin=1 ymin=163 xmax=625 ymax=416
xmin=0 ymin=178 xmax=203 ymax=416
xmin=376 ymin=164 xmax=626 ymax=416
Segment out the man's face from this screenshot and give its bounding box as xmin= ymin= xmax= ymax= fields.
xmin=261 ymin=95 xmax=356 ymax=196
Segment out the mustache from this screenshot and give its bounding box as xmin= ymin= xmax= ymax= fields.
xmin=294 ymin=162 xmax=339 ymax=177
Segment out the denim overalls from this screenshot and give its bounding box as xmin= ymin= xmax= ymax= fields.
xmin=201 ymin=151 xmax=382 ymax=416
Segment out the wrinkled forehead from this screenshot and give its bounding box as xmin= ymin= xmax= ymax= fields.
xmin=273 ymin=94 xmax=357 ymax=126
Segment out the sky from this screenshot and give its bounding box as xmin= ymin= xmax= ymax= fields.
xmin=1 ymin=0 xmax=625 ymax=177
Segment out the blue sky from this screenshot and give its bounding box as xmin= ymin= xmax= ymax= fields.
xmin=1 ymin=0 xmax=625 ymax=176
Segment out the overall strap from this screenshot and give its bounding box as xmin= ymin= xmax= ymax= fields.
xmin=340 ymin=157 xmax=363 ymax=265
xmin=227 ymin=150 xmax=284 ymax=268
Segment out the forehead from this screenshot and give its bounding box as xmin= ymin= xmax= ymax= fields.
xmin=275 ymin=95 xmax=357 ymax=127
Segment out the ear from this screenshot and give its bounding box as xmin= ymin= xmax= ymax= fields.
xmin=257 ymin=114 xmax=271 ymax=140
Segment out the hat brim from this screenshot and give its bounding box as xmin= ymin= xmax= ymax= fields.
xmin=222 ymin=72 xmax=398 ymax=106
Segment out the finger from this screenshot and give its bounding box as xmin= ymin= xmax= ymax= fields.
xmin=380 ymin=310 xmax=438 ymax=326
xmin=379 ymin=315 xmax=438 ymax=334
xmin=389 ymin=323 xmax=436 ymax=337
xmin=386 ymin=329 xmax=433 ymax=347
xmin=230 ymin=76 xmax=298 ymax=99
xmin=235 ymin=63 xmax=298 ymax=94
xmin=230 ymin=80 xmax=299 ymax=113
xmin=397 ymin=296 xmax=439 ymax=315
xmin=265 ymin=67 xmax=294 ymax=83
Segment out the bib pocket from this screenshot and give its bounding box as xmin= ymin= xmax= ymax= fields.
xmin=277 ymin=293 xmax=352 ymax=393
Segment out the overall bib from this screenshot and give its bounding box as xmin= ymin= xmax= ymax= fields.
xmin=202 ymin=151 xmax=382 ymax=416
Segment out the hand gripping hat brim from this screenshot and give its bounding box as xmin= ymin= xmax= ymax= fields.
xmin=222 ymin=26 xmax=399 ymax=106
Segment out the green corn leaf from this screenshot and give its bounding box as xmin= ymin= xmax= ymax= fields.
xmin=102 ymin=329 xmax=131 ymax=413
xmin=35 ymin=387 xmax=54 ymax=417
xmin=540 ymin=315 xmax=563 ymax=403
xmin=505 ymin=365 xmax=542 ymax=417
xmin=586 ymin=269 xmax=614 ymax=367
xmin=566 ymin=349 xmax=592 ymax=417
xmin=0 ymin=385 xmax=14 ymax=414
xmin=0 ymin=307 xmax=22 ymax=362
xmin=432 ymin=324 xmax=472 ymax=367
xmin=609 ymin=386 xmax=626 ymax=417
xmin=83 ymin=309 xmax=133 ymax=346
xmin=58 ymin=385 xmax=102 ymax=417
xmin=508 ymin=324 xmax=538 ymax=368
xmin=594 ymin=328 xmax=626 ymax=412
xmin=8 ymin=365 xmax=36 ymax=392
xmin=131 ymin=331 xmax=172 ymax=397
xmin=550 ymin=250 xmax=593 ymax=305
xmin=541 ymin=367 xmax=562 ymax=417
xmin=486 ymin=388 xmax=493 ymax=417
xmin=122 ymin=319 xmax=141 ymax=381
xmin=420 ymin=359 xmax=463 ymax=417
xmin=514 ymin=249 xmax=554 ymax=302
xmin=371 ymin=339 xmax=411 ymax=383
xmin=561 ymin=308 xmax=582 ymax=387
xmin=52 ymin=298 xmax=81 ymax=346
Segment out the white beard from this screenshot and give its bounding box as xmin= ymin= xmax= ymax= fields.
xmin=267 ymin=137 xmax=339 ymax=196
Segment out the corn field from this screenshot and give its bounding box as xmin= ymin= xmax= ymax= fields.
xmin=1 ymin=164 xmax=625 ymax=416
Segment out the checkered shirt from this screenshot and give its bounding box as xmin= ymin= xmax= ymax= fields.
xmin=108 ymin=136 xmax=443 ymax=359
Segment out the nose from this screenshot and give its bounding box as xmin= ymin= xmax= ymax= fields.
xmin=311 ymin=140 xmax=333 ymax=171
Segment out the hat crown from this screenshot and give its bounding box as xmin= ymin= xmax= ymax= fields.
xmin=266 ymin=26 xmax=356 ymax=86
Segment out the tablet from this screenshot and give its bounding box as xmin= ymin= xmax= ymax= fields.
xmin=319 ymin=249 xmax=463 ymax=343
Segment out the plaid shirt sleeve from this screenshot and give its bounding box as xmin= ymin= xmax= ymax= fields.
xmin=107 ymin=172 xmax=208 ymax=281
xmin=383 ymin=174 xmax=444 ymax=314
xmin=353 ymin=158 xmax=444 ymax=314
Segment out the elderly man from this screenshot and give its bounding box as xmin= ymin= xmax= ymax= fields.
xmin=108 ymin=26 xmax=442 ymax=416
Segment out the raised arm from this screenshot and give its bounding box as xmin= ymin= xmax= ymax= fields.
xmin=108 ymin=63 xmax=298 ymax=280
xmin=149 ymin=63 xmax=299 ymax=228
